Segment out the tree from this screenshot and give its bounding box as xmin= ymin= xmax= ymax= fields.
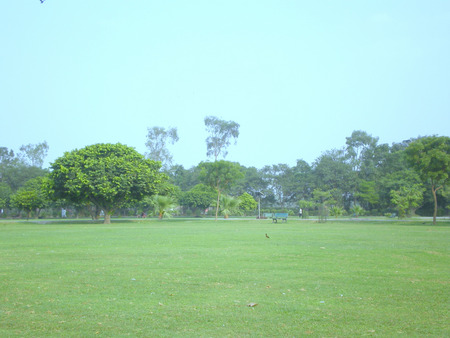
xmin=261 ymin=164 xmax=292 ymax=207
xmin=345 ymin=130 xmax=379 ymax=173
xmin=153 ymin=195 xmax=176 ymax=219
xmin=19 ymin=141 xmax=49 ymax=168
xmin=350 ymin=205 xmax=365 ymax=218
xmin=145 ymin=127 xmax=179 ymax=170
xmin=390 ymin=184 xmax=424 ymax=218
xmin=10 ymin=177 xmax=48 ymax=219
xmin=48 ymin=143 xmax=167 ymax=224
xmin=405 ymin=136 xmax=450 ymax=224
xmin=0 ymin=147 xmax=47 ymax=193
xmin=329 ymin=206 xmax=344 ymax=218
xmin=298 ymin=200 xmax=315 ymax=219
xmin=204 ymin=116 xmax=240 ymax=161
xmin=0 ymin=182 xmax=12 ymax=211
xmin=238 ymin=192 xmax=258 ymax=215
xmin=313 ymin=188 xmax=336 ymax=223
xmin=313 ymin=149 xmax=354 ymax=209
xmin=199 ymin=160 xmax=244 ymax=220
xmin=220 ymin=195 xmax=241 ymax=219
xmin=166 ymin=165 xmax=201 ymax=191
xmin=179 ymin=184 xmax=216 ymax=216
xmin=355 ymin=180 xmax=380 ymax=211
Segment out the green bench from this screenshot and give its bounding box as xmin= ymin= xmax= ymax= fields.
xmin=272 ymin=213 xmax=288 ymax=223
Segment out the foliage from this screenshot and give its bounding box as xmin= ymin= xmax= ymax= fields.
xmin=0 ymin=182 xmax=12 ymax=210
xmin=179 ymin=184 xmax=216 ymax=215
xmin=0 ymin=146 xmax=47 ymax=192
xmin=48 ymin=143 xmax=167 ymax=224
xmin=390 ymin=184 xmax=425 ymax=218
xmin=145 ymin=126 xmax=179 ymax=170
xmin=153 ymin=195 xmax=176 ymax=219
xmin=312 ymin=188 xmax=336 ymax=206
xmin=166 ymin=164 xmax=202 ymax=191
xmin=345 ymin=130 xmax=379 ymax=173
xmin=405 ymin=136 xmax=450 ymax=224
xmin=204 ymin=116 xmax=239 ymax=160
xmin=350 ymin=205 xmax=365 ymax=217
xmin=220 ymin=195 xmax=241 ymax=218
xmin=238 ymin=192 xmax=257 ymax=214
xmin=10 ymin=177 xmax=48 ymax=219
xmin=355 ymin=180 xmax=379 ymax=209
xmin=329 ymin=206 xmax=344 ymax=218
xmin=18 ymin=141 xmax=49 ymax=168
xmin=199 ymin=160 xmax=244 ymax=220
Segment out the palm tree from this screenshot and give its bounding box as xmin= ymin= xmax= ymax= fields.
xmin=220 ymin=195 xmax=240 ymax=219
xmin=153 ymin=195 xmax=176 ymax=219
xmin=350 ymin=205 xmax=364 ymax=218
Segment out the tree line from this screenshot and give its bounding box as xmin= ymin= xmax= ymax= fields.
xmin=1 ymin=118 xmax=449 ymax=224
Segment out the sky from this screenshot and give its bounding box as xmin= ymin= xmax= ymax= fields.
xmin=1 ymin=1 xmax=449 ymax=169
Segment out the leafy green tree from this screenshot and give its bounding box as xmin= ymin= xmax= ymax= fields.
xmin=345 ymin=130 xmax=379 ymax=173
xmin=10 ymin=177 xmax=48 ymax=219
xmin=145 ymin=126 xmax=179 ymax=170
xmin=376 ymin=143 xmax=421 ymax=211
xmin=179 ymin=184 xmax=216 ymax=215
xmin=405 ymin=136 xmax=450 ymax=224
xmin=0 ymin=182 xmax=12 ymax=211
xmin=312 ymin=149 xmax=354 ymax=209
xmin=48 ymin=143 xmax=167 ymax=224
xmin=313 ymin=188 xmax=337 ymax=223
xmin=204 ymin=116 xmax=240 ymax=161
xmin=390 ymin=184 xmax=424 ymax=218
xmin=166 ymin=164 xmax=201 ymax=192
xmin=355 ymin=180 xmax=380 ymax=211
xmin=261 ymin=164 xmax=293 ymax=207
xmin=298 ymin=200 xmax=315 ymax=218
xmin=329 ymin=206 xmax=344 ymax=218
xmin=199 ymin=160 xmax=244 ymax=220
xmin=285 ymin=159 xmax=313 ymax=202
xmin=220 ymin=195 xmax=241 ymax=219
xmin=238 ymin=192 xmax=258 ymax=215
xmin=350 ymin=205 xmax=365 ymax=218
xmin=0 ymin=147 xmax=47 ymax=192
xmin=153 ymin=195 xmax=176 ymax=219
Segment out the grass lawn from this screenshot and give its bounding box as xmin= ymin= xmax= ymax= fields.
xmin=0 ymin=218 xmax=449 ymax=337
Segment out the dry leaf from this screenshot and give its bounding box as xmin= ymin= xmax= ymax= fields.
xmin=247 ymin=302 xmax=258 ymax=307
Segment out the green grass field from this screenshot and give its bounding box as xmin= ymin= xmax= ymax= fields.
xmin=1 ymin=218 xmax=449 ymax=337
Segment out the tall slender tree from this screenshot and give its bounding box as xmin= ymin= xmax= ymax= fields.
xmin=19 ymin=141 xmax=49 ymax=168
xmin=204 ymin=116 xmax=239 ymax=161
xmin=145 ymin=126 xmax=179 ymax=170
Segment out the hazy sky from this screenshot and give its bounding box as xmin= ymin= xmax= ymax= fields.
xmin=1 ymin=1 xmax=449 ymax=169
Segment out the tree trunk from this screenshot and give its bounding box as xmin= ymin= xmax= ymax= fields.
xmin=104 ymin=213 xmax=111 ymax=224
xmin=432 ymin=185 xmax=442 ymax=225
xmin=215 ymin=190 xmax=221 ymax=221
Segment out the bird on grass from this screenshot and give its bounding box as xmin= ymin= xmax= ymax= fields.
xmin=265 ymin=233 xmax=270 ymax=239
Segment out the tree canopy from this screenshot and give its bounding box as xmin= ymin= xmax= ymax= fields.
xmin=199 ymin=160 xmax=243 ymax=220
xmin=204 ymin=116 xmax=240 ymax=161
xmin=48 ymin=143 xmax=167 ymax=223
xmin=405 ymin=136 xmax=450 ymax=224
xmin=145 ymin=126 xmax=179 ymax=170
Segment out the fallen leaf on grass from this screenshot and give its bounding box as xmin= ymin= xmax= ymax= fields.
xmin=247 ymin=302 xmax=258 ymax=307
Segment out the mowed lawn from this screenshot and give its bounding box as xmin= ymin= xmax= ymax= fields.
xmin=0 ymin=218 xmax=448 ymax=337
